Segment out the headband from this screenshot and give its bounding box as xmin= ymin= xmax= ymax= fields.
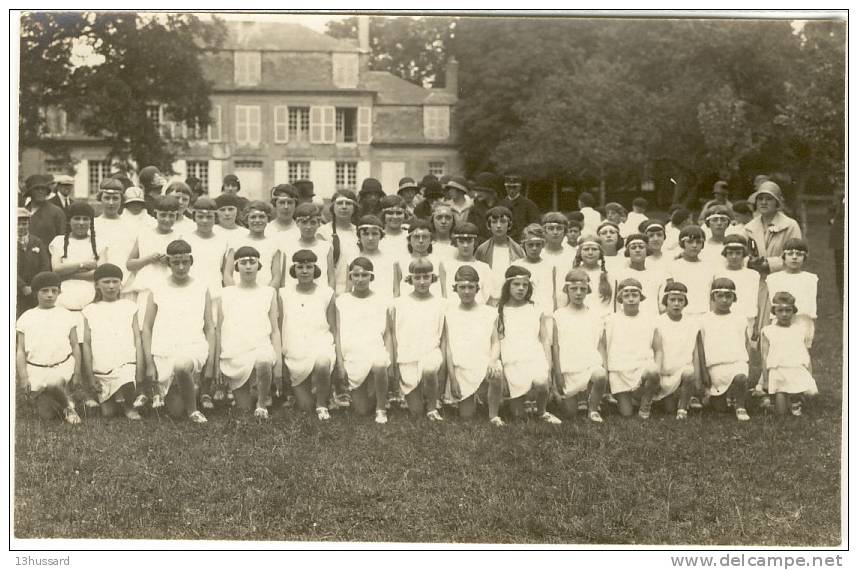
xmin=235 ymin=253 xmax=259 ymax=262
xmin=711 ymin=288 xmax=735 ymax=294
xmin=521 ymin=237 xmax=545 ymax=244
xmin=705 ymin=213 xmax=731 ymax=221
xmin=454 ymin=280 xmax=478 ymax=286
xmin=505 ymin=275 xmax=532 ymax=282
xmin=783 ymin=249 xmax=807 ymax=255
xmin=333 ymin=197 xmax=358 ymax=205
xmin=643 ymin=223 xmax=665 ymax=232
xmin=772 ymin=303 xmax=796 ymax=309
xmin=679 ymin=235 xmax=703 ymax=243
xmin=453 ymin=233 xmax=478 ymax=239
xmin=357 ymin=224 xmax=383 ymax=231
xmin=626 ymin=237 xmax=647 ymax=247
xmin=295 ymin=215 xmax=318 ymax=222
xmin=349 ymin=268 xmax=374 ymax=276
xmin=578 ymin=238 xmax=600 ymax=247
xmin=618 ymin=285 xmax=642 ymax=294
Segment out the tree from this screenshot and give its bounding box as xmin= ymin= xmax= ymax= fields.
xmin=19 ymin=12 xmax=226 ymax=172
xmin=326 ymin=16 xmax=455 ymax=87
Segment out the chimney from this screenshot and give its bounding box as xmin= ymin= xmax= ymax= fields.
xmin=358 ymin=16 xmax=370 ymax=52
xmin=445 ymin=57 xmax=459 ymax=96
xmin=357 ymin=15 xmax=370 ymax=75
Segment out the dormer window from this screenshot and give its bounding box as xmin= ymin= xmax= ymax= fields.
xmin=234 ymin=51 xmax=261 ymax=86
xmin=332 ymin=53 xmax=359 ymax=88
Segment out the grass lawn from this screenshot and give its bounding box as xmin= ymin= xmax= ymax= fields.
xmin=13 ymin=208 xmax=843 ymax=545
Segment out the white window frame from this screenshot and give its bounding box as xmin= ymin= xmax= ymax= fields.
xmin=335 ymin=107 xmax=358 ymax=144
xmin=208 ymin=105 xmax=222 ymax=142
xmin=335 ymin=161 xmax=358 ymax=191
xmin=88 ymin=160 xmax=111 ymax=195
xmin=235 ymin=105 xmax=261 ymax=146
xmin=288 ymin=161 xmax=311 ymax=183
xmin=428 ymin=161 xmax=446 ymax=177
xmin=186 ymin=160 xmax=209 ymax=191
xmin=423 ymin=106 xmax=450 ymax=140
xmin=332 ymin=53 xmax=359 ymax=88
xmin=289 ymin=107 xmax=310 ymax=142
xmin=274 ymin=105 xmax=289 ymax=143
xmin=234 ymin=51 xmax=262 ymax=86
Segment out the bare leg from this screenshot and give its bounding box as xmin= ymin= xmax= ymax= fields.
xmin=560 ymin=394 xmax=578 ymax=418
xmin=730 ymin=374 xmax=748 ymax=410
xmin=677 ymin=371 xmax=694 ymax=412
xmin=589 ymin=371 xmax=607 ymax=413
xmin=312 ymin=358 xmax=332 ymax=409
xmin=404 ymin=384 xmax=424 ymax=416
xmin=533 ymin=382 xmax=550 ymax=416
xmin=487 ymin=374 xmax=503 ymax=419
xmin=165 ymin=384 xmax=185 ymax=418
xmin=422 ymin=370 xmax=439 ymax=413
xmin=255 ymin=361 xmax=272 ymax=409
xmin=774 ymin=392 xmax=789 ymax=416
xmin=508 ymin=396 xmax=525 ymax=420
xmin=233 ymin=382 xmax=255 ymax=412
xmin=173 ymin=359 xmax=198 ymax=416
xmin=371 ymin=366 xmax=388 ymax=412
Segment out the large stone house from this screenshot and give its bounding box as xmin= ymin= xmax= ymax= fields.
xmin=19 ymin=18 xmax=460 ymax=201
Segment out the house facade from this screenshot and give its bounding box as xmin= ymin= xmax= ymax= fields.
xmin=19 ymin=19 xmax=461 ymax=202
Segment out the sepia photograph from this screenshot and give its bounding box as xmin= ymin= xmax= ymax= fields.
xmin=10 ymin=8 xmax=847 ymax=554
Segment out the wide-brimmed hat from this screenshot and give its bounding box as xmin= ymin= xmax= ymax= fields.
xmin=713 ymin=180 xmax=729 ymax=194
xmin=53 ymin=174 xmax=74 ymax=186
xmin=397 ymin=177 xmax=419 ymax=194
xmin=123 ymin=186 xmax=146 ymax=204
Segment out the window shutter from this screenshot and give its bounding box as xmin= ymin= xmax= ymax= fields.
xmin=274 ymin=105 xmax=289 ymax=143
xmin=357 ymin=107 xmax=372 ymax=144
xmin=274 ymin=160 xmax=289 ymax=185
xmin=73 ymin=158 xmax=88 ymax=198
xmin=310 ymin=160 xmax=336 ymax=201
xmin=235 ymin=106 xmax=246 ymax=144
xmin=322 ymin=106 xmax=336 ymax=144
xmin=356 ymin=161 xmax=371 ymax=187
xmin=208 ymin=160 xmax=223 ymax=197
xmin=310 ymin=106 xmax=323 ymax=144
xmin=249 ymin=106 xmax=261 ymax=145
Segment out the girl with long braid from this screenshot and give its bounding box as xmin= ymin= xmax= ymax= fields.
xmin=49 ymin=201 xmax=105 ymax=348
xmin=319 ymin=189 xmax=360 ymax=295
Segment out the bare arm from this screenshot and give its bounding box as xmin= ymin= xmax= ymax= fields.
xmin=81 ymin=318 xmax=94 ymax=389
xmin=268 ymin=293 xmax=283 ymax=394
xmin=51 ymin=247 xmax=97 ymax=278
xmin=539 ymin=313 xmax=553 ymax=375
xmin=69 ymin=327 xmax=81 ymax=389
xmin=393 ymin=261 xmax=402 ymax=298
xmin=126 ymin=240 xmax=160 ymax=273
xmin=551 ymin=319 xmax=564 ymax=396
xmin=132 ymin=314 xmax=145 ymax=385
xmin=488 ymin=321 xmax=502 ymax=379
xmin=16 ymin=332 xmax=28 ymax=391
xmin=269 ymin=251 xmax=282 ymax=289
xmin=326 ymin=247 xmax=335 ymax=289
xmin=652 ymin=328 xmax=665 ymax=372
xmin=203 ymin=290 xmax=216 ymax=379
xmin=334 ymin=302 xmax=345 ymax=377
xmin=759 ymin=330 xmax=770 ymax=391
xmin=142 ymin=294 xmax=158 ymax=381
xmin=388 ymin=306 xmax=398 ymax=367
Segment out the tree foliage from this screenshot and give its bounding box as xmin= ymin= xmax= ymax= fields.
xmin=19 ymin=12 xmax=225 ymax=172
xmin=326 ymin=16 xmax=455 ymax=87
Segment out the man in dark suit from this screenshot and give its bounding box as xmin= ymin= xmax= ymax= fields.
xmin=49 ymin=174 xmax=75 ymax=216
xmin=499 ymin=173 xmax=541 ymax=241
xmin=17 ymin=208 xmax=51 ymax=316
xmin=25 ymin=176 xmax=66 ymax=247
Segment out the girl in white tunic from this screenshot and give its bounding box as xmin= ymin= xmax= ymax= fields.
xmin=572 ymin=236 xmax=613 ymax=319
xmin=143 ymin=239 xmax=215 ymax=423
xmin=654 ymin=282 xmax=699 ymax=419
xmin=440 ymin=222 xmax=495 ymax=305
xmin=552 ymin=269 xmax=608 ymax=423
xmin=391 ymin=258 xmax=445 ymax=420
xmin=700 ymin=206 xmax=731 ymax=269
xmin=430 ymin=204 xmax=457 ymax=261
xmin=379 ymin=195 xmax=409 ymax=257
xmin=718 ymin=235 xmax=765 ymax=335
xmin=94 ymin=184 xmax=138 ymax=296
xmin=347 ymin=216 xmax=396 ymax=300
xmin=224 ymin=201 xmax=282 ymax=289
xmin=280 ymin=249 xmax=336 ymax=421
xmin=394 ymin=219 xmax=443 ymax=297
xmin=603 ymin=278 xmax=663 ymax=419
xmin=639 ymin=219 xmax=671 ymax=272
xmin=761 ymin=292 xmax=818 ymax=417
xmin=765 ymin=238 xmax=817 ymax=348
xmin=518 ymin=224 xmax=558 ymax=312
xmin=165 ymin=181 xmax=197 ymax=238
xmin=16 ymin=272 xmax=82 ymax=424
xmin=126 ymin=195 xmax=179 ymax=330
xmin=444 ymin=265 xmax=503 ymax=423
xmin=666 ymin=225 xmax=716 ymax=319
xmin=540 ymin=212 xmax=577 ymax=307
xmin=219 ymin=246 xmax=281 ymax=419
xmin=282 ymin=203 xmax=335 ymax=289
xmin=612 ymin=233 xmax=668 ymax=318
xmin=335 ymin=257 xmax=393 ymax=424
xmin=49 ymin=201 xmax=105 ymax=328
xmin=185 ymin=197 xmax=229 ymax=302
xmin=597 ymin=221 xmax=625 ymax=275
xmin=81 ymin=264 xmax=143 ymax=420
xmin=497 ymin=265 xmax=561 ymax=424
xmin=698 ymin=278 xmax=751 ymax=421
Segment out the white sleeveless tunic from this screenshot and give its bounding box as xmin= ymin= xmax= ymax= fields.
xmin=446 ymin=303 xmax=497 ymax=400
xmin=280 ymin=283 xmax=335 ymax=385
xmin=336 ymin=293 xmax=391 ymax=388
xmin=393 ymin=294 xmax=445 ymax=394
xmin=499 ymin=302 xmax=550 ymax=398
xmin=82 ymin=299 xmax=138 ymax=402
xmin=219 ymin=285 xmax=277 ymax=390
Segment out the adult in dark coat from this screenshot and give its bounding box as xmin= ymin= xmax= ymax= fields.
xmin=139 ymin=165 xmax=166 ymax=217
xmin=467 ymin=172 xmax=504 ymax=242
xmin=16 ymin=208 xmax=51 ymax=316
xmin=24 ymin=176 xmax=66 ymax=247
xmin=48 ymin=174 xmax=75 ymax=217
xmin=499 ymin=173 xmax=541 ymax=241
